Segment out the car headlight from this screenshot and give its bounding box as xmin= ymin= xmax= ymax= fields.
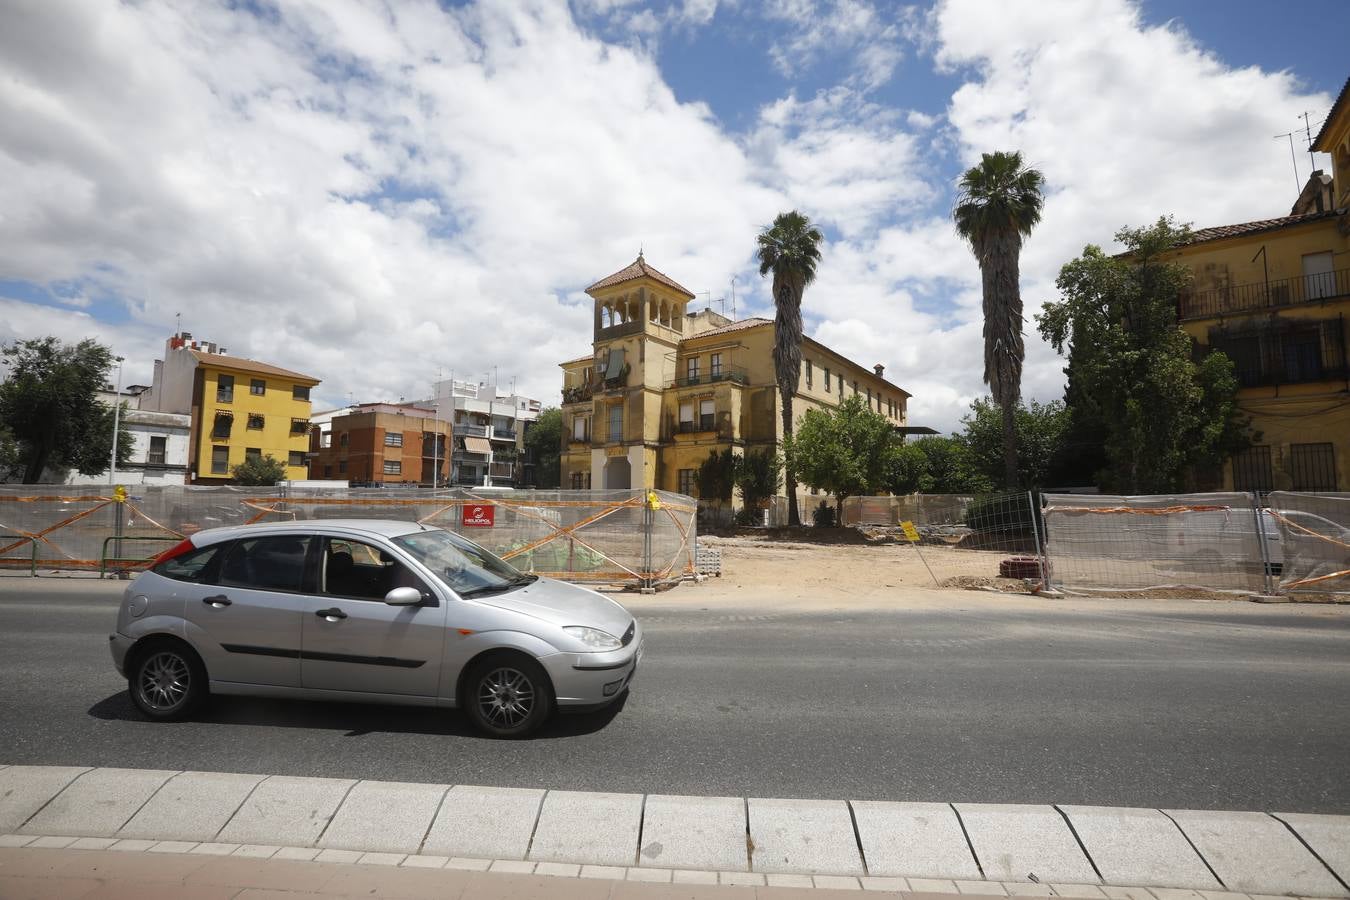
xmin=563 ymin=626 xmax=622 ymax=651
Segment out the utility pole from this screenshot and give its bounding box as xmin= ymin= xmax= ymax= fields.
xmin=109 ymin=356 xmax=124 ymax=484
xmin=432 ymin=367 xmax=441 ymax=490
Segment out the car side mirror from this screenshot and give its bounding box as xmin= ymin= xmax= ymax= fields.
xmin=384 ymin=586 xmax=423 ymax=606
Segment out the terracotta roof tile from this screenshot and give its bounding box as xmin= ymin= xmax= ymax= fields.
xmin=685 ymin=317 xmax=773 ymax=339
xmin=190 ymin=350 xmax=320 ymax=384
xmin=1182 ymin=209 xmax=1342 ymax=247
xmin=586 ymin=254 xmax=695 ymax=298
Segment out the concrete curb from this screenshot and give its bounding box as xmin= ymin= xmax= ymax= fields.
xmin=1 ymin=765 xmax=1347 ymax=899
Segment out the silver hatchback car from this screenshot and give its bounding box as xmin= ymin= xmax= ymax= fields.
xmin=109 ymin=519 xmax=643 ymax=738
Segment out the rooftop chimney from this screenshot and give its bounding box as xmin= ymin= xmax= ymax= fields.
xmin=873 ymin=364 xmax=885 ymax=377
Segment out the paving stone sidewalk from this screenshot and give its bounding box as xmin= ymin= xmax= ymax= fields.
xmin=1 ymin=764 xmax=1347 ymax=899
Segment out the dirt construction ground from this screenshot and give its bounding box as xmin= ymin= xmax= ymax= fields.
xmin=689 ymin=531 xmax=1346 ymax=609
xmin=692 ymin=532 xmax=1029 ymax=610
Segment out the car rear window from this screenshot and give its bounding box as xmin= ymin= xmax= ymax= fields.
xmin=217 ymin=536 xmax=313 ymax=593
xmin=152 ymin=544 xmax=221 ymax=583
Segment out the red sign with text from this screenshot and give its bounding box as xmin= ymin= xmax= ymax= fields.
xmin=462 ymin=504 xmax=495 ymax=527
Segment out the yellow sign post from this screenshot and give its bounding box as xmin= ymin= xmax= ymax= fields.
xmin=900 ymin=520 xmax=939 ymax=586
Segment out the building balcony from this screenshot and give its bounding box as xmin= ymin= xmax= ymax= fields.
xmin=562 ymin=384 xmax=595 ymax=405
xmin=490 ymin=429 xmax=517 ymax=442
xmin=1179 ymin=267 xmax=1350 ymax=320
xmin=673 ymin=367 xmax=749 ymax=388
xmin=1207 ymin=314 xmax=1348 ymax=387
xmin=457 ymin=424 xmax=489 ymax=438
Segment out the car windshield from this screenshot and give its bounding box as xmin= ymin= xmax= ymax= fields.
xmin=392 ymin=529 xmax=536 ymax=598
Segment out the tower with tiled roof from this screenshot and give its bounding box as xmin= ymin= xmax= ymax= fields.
xmin=559 ymin=254 xmax=915 ymax=505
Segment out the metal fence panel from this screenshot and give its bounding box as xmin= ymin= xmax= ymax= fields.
xmin=1267 ymin=491 xmax=1350 ymax=595
xmin=0 ymin=485 xmax=696 ymax=588
xmin=1043 ymin=492 xmax=1266 ymax=593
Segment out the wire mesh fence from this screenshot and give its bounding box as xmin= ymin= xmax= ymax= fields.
xmin=836 ymin=492 xmax=1046 ymax=586
xmin=0 ymin=485 xmax=697 ymax=589
xmin=1267 ymin=491 xmax=1350 ymax=596
xmin=1042 ymin=492 xmax=1271 ymax=594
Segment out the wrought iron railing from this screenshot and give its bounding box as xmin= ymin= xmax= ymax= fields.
xmin=1207 ymin=314 xmax=1347 ymax=387
xmin=1179 ymin=267 xmax=1349 ymax=320
xmin=673 ymin=367 xmax=748 ymax=388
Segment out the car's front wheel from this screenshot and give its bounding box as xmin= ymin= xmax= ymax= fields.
xmin=463 ymin=654 xmax=554 ymax=738
xmin=129 ymin=641 xmax=207 ymax=721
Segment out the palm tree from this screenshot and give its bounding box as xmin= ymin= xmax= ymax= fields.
xmin=757 ymin=210 xmax=823 ymax=527
xmin=953 ymin=151 xmax=1045 ymax=490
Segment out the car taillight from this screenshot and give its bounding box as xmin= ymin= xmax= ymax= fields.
xmin=150 ymin=538 xmax=196 ymax=567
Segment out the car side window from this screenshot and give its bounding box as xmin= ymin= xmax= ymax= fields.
xmin=153 ymin=544 xmax=221 ymax=583
xmin=217 ymin=536 xmax=312 ymax=593
xmin=322 ymin=538 xmax=431 ymax=602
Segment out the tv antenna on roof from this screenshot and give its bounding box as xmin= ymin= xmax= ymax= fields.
xmin=1274 ymin=131 xmax=1300 ymax=194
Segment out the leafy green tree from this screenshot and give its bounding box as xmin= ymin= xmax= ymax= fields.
xmin=758 ymin=209 xmax=823 ymax=527
xmin=953 ymin=150 xmax=1046 ymax=489
xmin=734 ymin=448 xmax=783 ymax=512
xmin=1036 ymin=217 xmax=1250 ymax=493
xmin=886 ymin=442 xmax=932 ymax=495
xmin=789 ymin=395 xmax=894 ymax=515
xmin=524 ymin=407 xmax=561 ymax=488
xmin=231 ymin=453 xmax=287 ymax=486
xmin=958 ymin=397 xmax=1071 ymax=489
xmin=0 ymin=423 xmax=24 ymax=483
xmin=910 ymin=436 xmax=991 ymax=494
xmin=695 ymin=447 xmax=737 ymax=505
xmin=0 ymin=337 xmax=132 ymax=483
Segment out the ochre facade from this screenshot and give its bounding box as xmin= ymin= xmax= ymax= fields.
xmin=1166 ymin=80 xmax=1350 ymax=492
xmin=558 ymin=254 xmax=911 ymax=505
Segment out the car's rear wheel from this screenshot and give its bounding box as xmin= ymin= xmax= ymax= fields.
xmin=463 ymin=654 xmax=554 ymax=738
xmin=129 ymin=641 xmax=207 ymax=721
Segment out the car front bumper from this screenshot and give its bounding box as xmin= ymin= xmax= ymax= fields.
xmin=540 ymin=622 xmax=643 ymax=709
xmin=109 ymin=632 xmax=134 ymax=678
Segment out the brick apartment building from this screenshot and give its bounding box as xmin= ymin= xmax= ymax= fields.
xmin=308 ymin=403 xmax=453 ymax=486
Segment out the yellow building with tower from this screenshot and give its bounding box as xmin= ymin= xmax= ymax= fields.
xmin=558 ymin=254 xmax=912 ymax=509
xmin=1163 ymin=76 xmax=1350 ymax=492
xmin=137 ymin=332 xmax=320 ymax=484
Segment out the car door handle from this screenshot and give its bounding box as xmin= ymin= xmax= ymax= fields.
xmin=315 ymin=608 xmax=347 ymax=621
xmin=202 ymin=595 xmax=231 ymax=608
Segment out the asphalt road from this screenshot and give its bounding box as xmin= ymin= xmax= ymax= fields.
xmin=2 ymin=579 xmax=1348 ymax=813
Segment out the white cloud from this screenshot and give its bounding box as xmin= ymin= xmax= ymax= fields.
xmin=0 ymin=0 xmax=778 ymax=411
xmin=0 ymin=0 xmax=1336 ymax=441
xmin=764 ymin=0 xmax=917 ymax=91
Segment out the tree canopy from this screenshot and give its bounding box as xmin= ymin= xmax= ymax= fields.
xmin=734 ymin=448 xmax=782 ymax=512
xmin=694 ymin=447 xmax=737 ymax=505
xmin=231 ymin=453 xmax=287 ymax=486
xmin=524 ymin=407 xmax=561 ymax=488
xmin=0 ymin=336 xmax=132 ymax=483
xmin=1036 ymin=217 xmax=1250 ymax=493
xmin=789 ymin=395 xmax=894 ymax=507
xmin=959 ymin=397 xmax=1071 ymax=490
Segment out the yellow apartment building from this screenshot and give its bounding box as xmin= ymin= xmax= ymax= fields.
xmin=558 ymin=254 xmax=912 ymax=506
xmin=138 ymin=333 xmax=321 ymax=484
xmin=1166 ymin=77 xmax=1350 ymax=492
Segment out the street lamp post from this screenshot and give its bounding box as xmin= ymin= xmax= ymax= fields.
xmin=109 ymin=356 xmax=124 ymax=484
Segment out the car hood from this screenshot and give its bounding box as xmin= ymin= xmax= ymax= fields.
xmin=470 ymin=577 xmax=633 ymax=637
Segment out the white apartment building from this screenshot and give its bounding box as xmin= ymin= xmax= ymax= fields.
xmin=64 ymin=387 xmax=191 ymax=486
xmin=425 ymin=379 xmax=542 ymax=487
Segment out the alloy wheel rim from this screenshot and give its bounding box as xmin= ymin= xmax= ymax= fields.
xmin=138 ymin=651 xmax=190 ymax=711
xmin=478 ymin=667 xmax=535 ymax=728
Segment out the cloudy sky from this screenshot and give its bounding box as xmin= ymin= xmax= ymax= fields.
xmin=1 ymin=0 xmax=1344 ymax=431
